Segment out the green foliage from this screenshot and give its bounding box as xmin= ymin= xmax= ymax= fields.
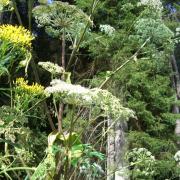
xmin=128 ymin=131 xmax=177 ymax=155
xmin=0 ymin=106 xmax=28 ymax=143
xmin=0 ymin=105 xmax=47 ymax=177
xmin=128 ymin=131 xmax=179 ymax=179
xmin=31 ymin=147 xmax=56 ymax=180
xmin=32 ymin=131 xmax=105 ymax=179
xmin=80 ymin=0 xmax=179 ymax=179
xmin=0 ymin=0 xmax=179 ymax=179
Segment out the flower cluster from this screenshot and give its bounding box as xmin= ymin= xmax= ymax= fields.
xmin=33 ymin=1 xmax=92 ymax=38
xmin=45 ymin=79 xmax=93 ymax=104
xmin=16 ymin=78 xmax=44 ymax=95
xmin=129 ymin=148 xmax=155 ymax=161
xmin=45 ymin=79 xmax=134 ymax=120
xmin=99 ymin=24 xmax=115 ymax=36
xmin=137 ymin=0 xmax=163 ymax=12
xmin=127 ymin=148 xmax=156 ymax=177
xmin=38 ymin=62 xmax=64 ymax=75
xmin=0 ymin=25 xmax=34 ymax=47
xmin=174 ymin=151 xmax=180 ymax=162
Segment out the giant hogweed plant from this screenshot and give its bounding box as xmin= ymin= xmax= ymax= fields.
xmin=31 ymin=2 xmax=136 ymax=179
xmin=32 ymin=60 xmax=134 ymax=179
xmin=2 ymin=59 xmax=134 ymax=178
xmin=33 ymin=0 xmax=93 ymax=70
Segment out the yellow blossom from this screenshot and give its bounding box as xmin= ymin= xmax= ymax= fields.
xmin=16 ymin=78 xmax=44 ymax=95
xmin=0 ymin=25 xmax=34 ymax=47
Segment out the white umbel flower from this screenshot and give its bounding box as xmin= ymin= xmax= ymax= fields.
xmin=45 ymin=79 xmax=134 ymax=120
xmin=38 ymin=62 xmax=64 ymax=75
xmin=46 ymin=79 xmax=91 ymax=97
xmin=137 ymin=0 xmax=163 ymax=12
xmin=174 ymin=151 xmax=180 ymax=162
xmin=100 ymin=24 xmax=115 ymax=36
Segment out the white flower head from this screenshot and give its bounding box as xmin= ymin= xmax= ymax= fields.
xmin=137 ymin=0 xmax=163 ymax=12
xmin=38 ymin=61 xmax=64 ymax=75
xmin=174 ymin=151 xmax=180 ymax=162
xmin=100 ymin=24 xmax=115 ymax=36
xmin=45 ymin=79 xmax=134 ymax=120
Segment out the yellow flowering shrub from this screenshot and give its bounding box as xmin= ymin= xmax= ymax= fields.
xmin=16 ymin=78 xmax=44 ymax=95
xmin=0 ymin=25 xmax=34 ymax=47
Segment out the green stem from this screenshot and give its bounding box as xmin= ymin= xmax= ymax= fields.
xmin=0 ymin=167 xmax=36 ymax=175
xmin=9 ymin=76 xmax=13 ymax=108
xmin=30 ymin=57 xmax=56 ymax=130
xmin=57 ymin=29 xmax=66 ymax=133
xmin=24 ymin=97 xmax=47 ymax=113
xmin=11 ymin=0 xmax=23 ymax=25
xmin=66 ymin=0 xmax=99 ymax=71
xmin=19 ymin=156 xmax=31 ymax=180
xmin=66 ymin=22 xmax=89 ymax=71
xmin=28 ymin=0 xmax=35 ymax=31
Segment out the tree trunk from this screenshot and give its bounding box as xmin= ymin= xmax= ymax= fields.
xmin=170 ymin=54 xmax=180 ymax=140
xmin=107 ymin=118 xmax=115 ymax=180
xmin=107 ymin=118 xmax=129 ymax=180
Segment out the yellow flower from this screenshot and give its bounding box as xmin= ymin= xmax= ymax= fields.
xmin=16 ymin=78 xmax=44 ymax=95
xmin=0 ymin=25 xmax=34 ymax=47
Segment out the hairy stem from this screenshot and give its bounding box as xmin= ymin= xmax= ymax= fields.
xmin=28 ymin=0 xmax=35 ymax=31
xmin=66 ymin=0 xmax=99 ymax=71
xmin=57 ymin=29 xmax=66 ymax=132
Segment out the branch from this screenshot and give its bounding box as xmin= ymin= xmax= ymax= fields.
xmin=28 ymin=0 xmax=35 ymax=31
xmin=99 ymin=38 xmax=150 ymax=89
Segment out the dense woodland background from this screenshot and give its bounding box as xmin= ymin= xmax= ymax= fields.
xmin=0 ymin=0 xmax=180 ymax=179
